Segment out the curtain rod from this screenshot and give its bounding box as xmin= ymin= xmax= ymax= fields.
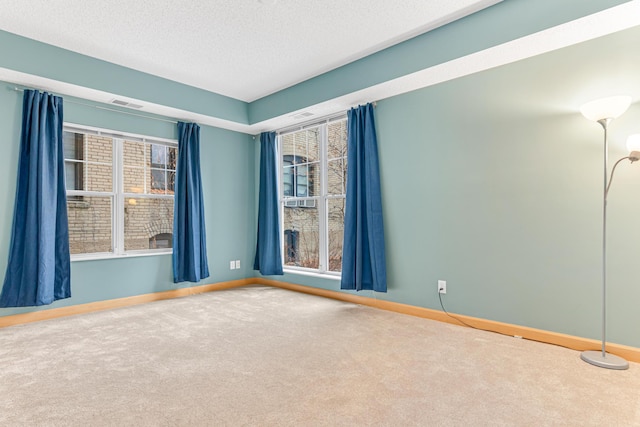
xmin=12 ymin=86 xmax=178 ymax=125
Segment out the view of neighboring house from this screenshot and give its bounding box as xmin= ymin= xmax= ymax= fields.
xmin=64 ymin=131 xmax=176 ymax=255
xmin=280 ymin=118 xmax=347 ymax=272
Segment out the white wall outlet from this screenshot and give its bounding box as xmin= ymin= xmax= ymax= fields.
xmin=235 ymin=260 xmax=241 ymax=269
xmin=438 ymin=280 xmax=446 ymax=294
xmin=230 ymin=261 xmax=235 ymax=270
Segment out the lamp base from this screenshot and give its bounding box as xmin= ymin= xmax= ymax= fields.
xmin=581 ymin=350 xmax=629 ymax=370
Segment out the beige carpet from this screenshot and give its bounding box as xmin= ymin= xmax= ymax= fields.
xmin=0 ymin=285 xmax=638 ymax=426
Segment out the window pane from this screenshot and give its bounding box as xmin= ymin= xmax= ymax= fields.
xmin=123 ymin=166 xmax=145 ymax=194
xmin=282 ymin=154 xmax=320 ymax=197
xmin=311 ymin=162 xmax=319 ymax=197
xmin=283 ymin=183 xmax=293 ymax=197
xmin=63 ymin=132 xmax=84 ymax=160
xmin=282 ymin=205 xmax=319 ymax=269
xmin=282 ymin=130 xmax=320 ymax=200
xmin=123 ymin=140 xmax=146 ymax=168
xmin=123 ymin=140 xmax=146 ymax=193
xmin=65 ymin=161 xmax=82 ymax=191
xmin=281 ymin=134 xmax=294 ymax=159
xmin=123 ymin=141 xmax=176 ymax=195
xmin=297 ymin=161 xmax=319 ymax=198
xmin=327 ymin=158 xmax=345 ymax=195
xmin=64 ymin=133 xmax=113 ymax=192
xmin=150 ymin=233 xmax=173 ymax=249
xmin=168 ymin=147 xmax=177 ymax=170
xmin=84 ymin=163 xmax=113 ymax=192
xmin=294 ymin=128 xmax=320 ymax=163
xmin=67 ymin=196 xmax=113 ymax=255
xmin=150 ymin=169 xmax=166 ymax=193
xmin=124 ymin=197 xmax=174 ymax=251
xmin=297 ymin=165 xmax=308 ymax=197
xmin=167 ymin=171 xmax=176 ymax=194
xmin=150 ymin=144 xmax=167 ymax=168
xmin=327 ymin=120 xmax=347 ymax=160
xmin=328 ymin=198 xmax=345 ymax=272
xmin=328 ymin=120 xmax=347 ymax=197
xmin=85 ymin=135 xmax=113 ymax=165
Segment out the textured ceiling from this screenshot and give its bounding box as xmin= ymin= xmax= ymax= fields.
xmin=0 ymin=0 xmax=499 ymax=102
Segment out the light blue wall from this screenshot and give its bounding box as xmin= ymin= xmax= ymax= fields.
xmin=0 ymin=84 xmax=256 ymax=317
xmin=267 ymin=25 xmax=640 ymax=348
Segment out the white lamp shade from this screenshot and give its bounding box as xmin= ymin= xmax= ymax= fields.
xmin=580 ymin=96 xmax=632 ymax=122
xmin=627 ymin=134 xmax=640 ymax=153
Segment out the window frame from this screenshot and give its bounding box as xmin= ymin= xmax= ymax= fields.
xmin=64 ymin=123 xmax=177 ymax=261
xmin=277 ymin=114 xmax=347 ymax=278
xmin=283 ymin=154 xmax=316 ymax=208
xmin=64 ymin=131 xmax=85 ymax=199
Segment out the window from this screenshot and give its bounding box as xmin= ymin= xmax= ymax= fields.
xmin=63 ymin=124 xmax=177 ymax=259
xmin=63 ymin=131 xmax=84 ymax=199
xmin=149 ymin=233 xmax=173 ymax=249
xmin=283 ymin=155 xmax=316 ymax=208
xmin=284 ymin=229 xmax=299 ymax=263
xmin=279 ymin=117 xmax=347 ymax=274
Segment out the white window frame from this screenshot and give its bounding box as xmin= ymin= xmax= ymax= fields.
xmin=277 ymin=114 xmax=346 ymax=278
xmin=64 ymin=123 xmax=177 ymax=261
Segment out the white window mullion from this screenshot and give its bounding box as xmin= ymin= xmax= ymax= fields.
xmin=143 ymin=141 xmax=148 ymax=197
xmin=277 ymin=136 xmax=286 ymax=267
xmin=82 ymin=137 xmax=88 ymax=192
xmin=114 ymin=138 xmax=124 ymax=255
xmin=318 ymin=125 xmax=328 ymax=273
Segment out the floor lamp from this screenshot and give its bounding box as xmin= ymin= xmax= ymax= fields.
xmin=579 ymin=95 xmax=635 ymax=370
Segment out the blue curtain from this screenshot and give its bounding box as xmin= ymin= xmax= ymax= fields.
xmin=254 ymin=132 xmax=284 ymax=275
xmin=173 ymin=122 xmax=210 ymax=283
xmin=0 ymin=90 xmax=70 ymax=307
xmin=341 ymin=103 xmax=387 ymax=292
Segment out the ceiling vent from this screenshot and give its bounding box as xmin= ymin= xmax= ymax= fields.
xmin=291 ymin=111 xmax=314 ymax=120
xmin=110 ymin=99 xmax=144 ymax=109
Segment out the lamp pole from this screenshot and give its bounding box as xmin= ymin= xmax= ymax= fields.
xmin=599 ymin=118 xmax=609 ymax=359
xmin=580 ymin=118 xmax=629 ymax=370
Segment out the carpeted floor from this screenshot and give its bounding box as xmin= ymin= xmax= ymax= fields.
xmin=1 ymin=285 xmax=639 ymax=426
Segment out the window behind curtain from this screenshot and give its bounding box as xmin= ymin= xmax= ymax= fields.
xmin=279 ymin=117 xmax=347 ymax=274
xmin=123 ymin=139 xmax=177 ymax=252
xmin=63 ymin=125 xmax=177 ymax=259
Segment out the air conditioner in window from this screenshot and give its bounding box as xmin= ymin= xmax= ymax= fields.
xmin=284 ymin=199 xmax=316 ymax=208
xmin=298 ymin=200 xmax=316 ymax=208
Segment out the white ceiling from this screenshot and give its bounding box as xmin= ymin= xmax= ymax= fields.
xmin=0 ymin=0 xmax=499 ymax=102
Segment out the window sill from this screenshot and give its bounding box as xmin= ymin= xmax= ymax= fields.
xmin=283 ymin=268 xmax=341 ymax=281
xmin=71 ymin=250 xmax=172 ymax=262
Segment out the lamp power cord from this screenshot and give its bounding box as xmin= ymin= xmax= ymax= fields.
xmin=437 ymin=290 xmax=579 ymax=351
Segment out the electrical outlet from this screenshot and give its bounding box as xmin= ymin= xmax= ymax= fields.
xmin=230 ymin=261 xmax=235 ymax=270
xmin=235 ymin=260 xmax=241 ymax=269
xmin=438 ymin=280 xmax=446 ymax=294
